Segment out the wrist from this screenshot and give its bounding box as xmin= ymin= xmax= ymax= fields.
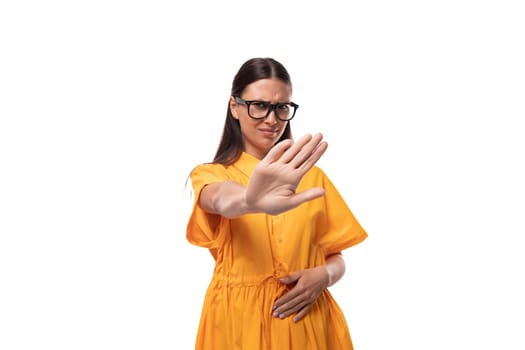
xmin=324 ymin=264 xmax=335 ymax=287
xmin=240 ymin=189 xmax=253 ymax=214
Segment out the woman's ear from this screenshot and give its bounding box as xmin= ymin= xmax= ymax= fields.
xmin=229 ymin=96 xmax=239 ymax=120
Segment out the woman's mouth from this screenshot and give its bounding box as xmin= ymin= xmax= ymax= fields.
xmin=259 ymin=128 xmax=279 ymax=137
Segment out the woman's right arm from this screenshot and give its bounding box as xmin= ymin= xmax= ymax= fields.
xmin=198 ymin=133 xmax=329 ymax=219
xmin=198 ymin=181 xmax=253 ymax=219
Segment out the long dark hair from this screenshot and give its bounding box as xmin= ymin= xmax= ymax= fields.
xmin=212 ymin=57 xmax=293 ymax=165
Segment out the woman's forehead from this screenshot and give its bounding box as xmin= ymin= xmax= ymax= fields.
xmin=243 ymin=79 xmax=292 ymax=100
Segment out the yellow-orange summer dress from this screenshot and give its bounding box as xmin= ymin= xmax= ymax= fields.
xmin=186 ymin=152 xmax=367 ymax=350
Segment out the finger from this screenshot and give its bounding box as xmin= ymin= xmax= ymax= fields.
xmin=296 ymin=138 xmax=328 ymax=173
xmin=273 ymin=286 xmax=302 ymax=309
xmin=274 ymin=297 xmax=310 ymax=319
xmin=278 ymin=133 xmax=313 ymax=164
xmin=279 ymin=272 xmax=301 ymax=285
xmin=293 ymin=303 xmax=313 ymax=322
xmin=287 ymin=132 xmax=325 ymax=169
xmin=261 ymin=139 xmax=293 ymax=165
xmin=273 ymin=280 xmax=311 ymax=316
xmin=272 ymin=272 xmax=305 ymax=310
xmin=285 ymin=188 xmax=326 ymax=209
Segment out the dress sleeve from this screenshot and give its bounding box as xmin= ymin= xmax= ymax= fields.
xmin=185 ymin=163 xmax=230 ymax=254
xmin=317 ymin=170 xmax=368 ymax=256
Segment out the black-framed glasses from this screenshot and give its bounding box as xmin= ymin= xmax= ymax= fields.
xmin=234 ymin=96 xmax=299 ymax=121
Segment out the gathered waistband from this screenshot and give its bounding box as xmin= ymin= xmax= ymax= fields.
xmin=210 ymin=272 xmax=286 ymax=288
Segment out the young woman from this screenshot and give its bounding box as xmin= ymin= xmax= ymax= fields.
xmin=186 ymin=57 xmax=367 ymax=349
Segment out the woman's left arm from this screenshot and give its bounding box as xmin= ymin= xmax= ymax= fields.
xmin=324 ymin=252 xmax=346 ymax=287
xmin=272 ymin=252 xmax=346 ymax=322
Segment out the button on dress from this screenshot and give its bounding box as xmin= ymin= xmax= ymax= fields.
xmin=186 ymin=152 xmax=367 ymax=350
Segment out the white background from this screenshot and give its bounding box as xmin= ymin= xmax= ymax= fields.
xmin=1 ymin=1 xmax=524 ymax=349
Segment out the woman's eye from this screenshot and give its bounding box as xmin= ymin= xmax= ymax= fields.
xmin=252 ymin=102 xmax=269 ymax=110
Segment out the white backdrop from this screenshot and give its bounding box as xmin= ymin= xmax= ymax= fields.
xmin=1 ymin=1 xmax=524 ymax=349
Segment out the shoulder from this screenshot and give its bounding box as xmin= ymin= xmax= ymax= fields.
xmin=310 ymin=165 xmax=326 ymax=176
xmin=302 ymin=165 xmax=329 ymax=185
xmin=190 ymin=162 xmax=229 ymax=180
xmin=309 ymin=165 xmax=328 ymax=178
xmin=191 ymin=162 xmax=226 ymax=173
xmin=186 ymin=162 xmax=231 ymax=194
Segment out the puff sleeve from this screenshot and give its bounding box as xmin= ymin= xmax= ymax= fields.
xmin=317 ymin=170 xmax=368 ymax=256
xmin=185 ymin=163 xmax=231 ymax=255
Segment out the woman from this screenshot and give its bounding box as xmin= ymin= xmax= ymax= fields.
xmin=186 ymin=57 xmax=367 ymax=349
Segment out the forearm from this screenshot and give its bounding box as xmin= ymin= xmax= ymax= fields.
xmin=199 ymin=181 xmax=254 ymax=219
xmin=324 ymin=253 xmax=346 ymax=287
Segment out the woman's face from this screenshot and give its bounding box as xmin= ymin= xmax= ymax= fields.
xmin=230 ymin=78 xmax=292 ymax=160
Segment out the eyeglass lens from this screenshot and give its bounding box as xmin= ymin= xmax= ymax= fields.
xmin=249 ymin=102 xmax=295 ymax=120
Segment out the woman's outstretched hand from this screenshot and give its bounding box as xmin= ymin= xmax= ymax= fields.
xmin=244 ymin=132 xmax=328 ymax=215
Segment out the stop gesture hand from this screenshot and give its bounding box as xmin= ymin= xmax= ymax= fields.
xmin=244 ymin=133 xmax=328 ymax=215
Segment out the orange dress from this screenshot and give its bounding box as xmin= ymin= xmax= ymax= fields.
xmin=186 ymin=152 xmax=367 ymax=350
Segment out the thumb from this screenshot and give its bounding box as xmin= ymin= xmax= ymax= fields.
xmin=290 ymin=188 xmax=325 ymax=207
xmin=280 ymin=271 xmax=302 ymax=285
